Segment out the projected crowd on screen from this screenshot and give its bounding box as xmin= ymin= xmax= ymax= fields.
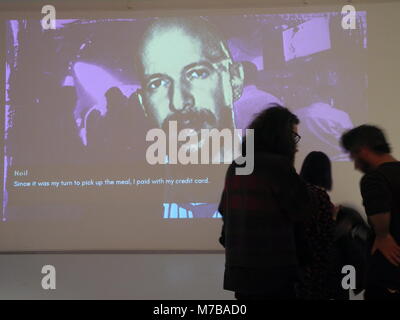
xmin=3 ymin=13 xmax=367 ymax=220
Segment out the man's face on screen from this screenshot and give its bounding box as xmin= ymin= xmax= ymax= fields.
xmin=138 ymin=25 xmax=241 ymax=150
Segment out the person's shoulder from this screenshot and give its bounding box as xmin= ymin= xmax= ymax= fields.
xmin=362 ymin=162 xmax=400 ymax=187
xmin=224 ymin=161 xmax=242 ymax=179
xmin=378 ymin=161 xmax=400 ymax=172
xmin=360 ymin=171 xmax=376 ymax=185
xmin=230 ymin=153 xmax=292 ymax=181
xmin=306 ymin=183 xmax=330 ymax=199
xmin=360 ymin=169 xmax=386 ymax=190
xmin=254 ymin=152 xmax=290 ymax=165
xmin=361 ymin=165 xmax=390 ymax=181
xmin=87 ymin=107 xmax=101 ymax=116
xmin=306 ymin=183 xmax=323 ymax=192
xmin=252 ymin=153 xmax=298 ymax=184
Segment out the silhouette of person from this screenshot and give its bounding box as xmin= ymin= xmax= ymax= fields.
xmin=234 ymin=61 xmax=282 ymax=131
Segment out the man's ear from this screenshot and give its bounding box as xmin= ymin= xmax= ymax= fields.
xmin=229 ymin=62 xmax=244 ymax=102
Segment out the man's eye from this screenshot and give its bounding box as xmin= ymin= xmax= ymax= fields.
xmin=148 ymin=79 xmax=169 ymax=90
xmin=187 ymin=69 xmax=209 ymax=80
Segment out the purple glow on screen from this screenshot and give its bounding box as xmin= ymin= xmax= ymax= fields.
xmin=5 ymin=65 xmax=12 ymax=137
xmin=2 ymin=155 xmax=9 ymax=221
xmin=2 ymin=13 xmax=368 ymax=220
xmin=2 ymin=21 xmax=20 ymax=221
xmin=283 ymin=17 xmax=331 ymax=62
xmin=73 ymin=62 xmax=123 ymax=115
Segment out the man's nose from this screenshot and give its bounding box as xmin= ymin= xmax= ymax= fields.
xmin=169 ymin=82 xmax=194 ymax=112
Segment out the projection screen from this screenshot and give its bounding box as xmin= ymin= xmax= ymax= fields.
xmin=0 ymin=7 xmax=368 ymax=251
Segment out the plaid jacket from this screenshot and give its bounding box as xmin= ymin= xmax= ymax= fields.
xmin=218 ymin=152 xmax=312 ymax=293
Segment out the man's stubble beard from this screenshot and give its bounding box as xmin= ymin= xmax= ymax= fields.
xmin=160 ymin=105 xmax=236 ymax=156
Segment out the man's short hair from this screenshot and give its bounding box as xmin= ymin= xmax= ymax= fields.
xmin=340 ymin=124 xmax=391 ymax=154
xmin=134 ymin=17 xmax=232 ymax=77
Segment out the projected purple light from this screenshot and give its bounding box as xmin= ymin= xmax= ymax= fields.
xmin=2 ymin=13 xmax=368 ymax=220
xmin=73 ymin=62 xmax=122 ymax=115
xmin=283 ymin=17 xmax=331 ymax=62
xmin=2 ymin=155 xmax=9 ymax=221
xmin=2 ymin=21 xmax=20 ymax=222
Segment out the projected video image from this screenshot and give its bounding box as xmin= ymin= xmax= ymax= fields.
xmin=3 ymin=13 xmax=367 ymax=220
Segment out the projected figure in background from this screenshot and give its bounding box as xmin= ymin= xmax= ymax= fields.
xmin=134 ymin=17 xmax=245 ymax=218
xmin=64 ymin=32 xmax=147 ymax=161
xmin=85 ymin=86 xmax=146 ymax=162
xmin=234 ymin=61 xmax=282 ymax=132
xmin=281 ymin=16 xmax=356 ymax=162
xmin=85 ymin=104 xmax=104 ymax=154
xmin=103 ymin=87 xmax=132 ymax=156
xmin=294 ymin=80 xmax=354 ymax=162
xmin=9 ymin=73 xmax=84 ymax=165
xmin=55 ymin=86 xmax=85 ymax=163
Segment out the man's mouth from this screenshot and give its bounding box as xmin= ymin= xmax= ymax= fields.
xmin=185 ymin=128 xmax=199 ymax=137
xmin=162 ymin=108 xmax=217 ymax=132
xmin=178 ymin=118 xmax=212 ymax=131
